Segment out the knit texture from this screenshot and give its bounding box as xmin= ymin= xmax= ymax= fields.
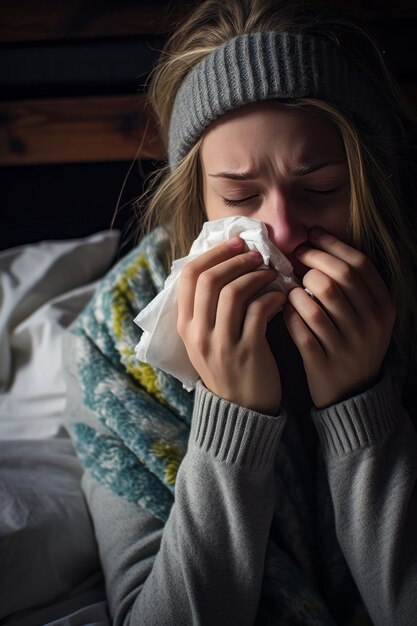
xmin=312 ymin=375 xmax=398 ymax=458
xmin=68 ymin=227 xmax=372 ymax=625
xmin=69 ymin=228 xmax=194 ymax=521
xmin=168 ymin=31 xmax=394 ymax=168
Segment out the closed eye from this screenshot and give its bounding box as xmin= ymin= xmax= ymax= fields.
xmin=305 ymin=187 xmax=339 ymax=194
xmin=223 ymin=195 xmax=259 ymax=207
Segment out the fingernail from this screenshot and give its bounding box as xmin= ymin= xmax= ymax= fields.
xmin=248 ymin=250 xmax=263 ymax=262
xmin=228 ymin=236 xmax=243 ymax=248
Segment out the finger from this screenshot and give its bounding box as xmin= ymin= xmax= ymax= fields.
xmin=295 ymin=244 xmax=376 ymax=317
xmin=308 ymin=228 xmax=392 ymax=308
xmin=242 ymin=290 xmax=287 ymax=342
xmin=215 ymin=268 xmax=280 ymax=341
xmin=283 ymin=302 xmax=326 ymax=363
xmin=287 ymin=287 xmax=340 ymax=352
xmin=302 ymin=268 xmax=358 ymax=333
xmin=178 ymin=237 xmax=245 ymax=323
xmin=193 ymin=250 xmax=266 ymax=330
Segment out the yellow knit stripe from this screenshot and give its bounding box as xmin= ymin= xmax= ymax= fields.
xmin=121 ymin=347 xmax=164 ymax=403
xmin=112 ymin=254 xmax=150 ymax=340
xmin=151 ymin=440 xmax=183 ymax=486
xmin=111 ymin=255 xmax=165 ymax=403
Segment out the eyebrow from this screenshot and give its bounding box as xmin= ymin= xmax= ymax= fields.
xmin=208 ymin=170 xmax=258 ymax=180
xmin=208 ymin=160 xmax=346 ymax=180
xmin=293 ymin=160 xmax=346 ymax=175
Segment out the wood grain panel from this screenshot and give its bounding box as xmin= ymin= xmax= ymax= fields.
xmin=0 ymin=95 xmax=164 ymax=165
xmin=1 ymin=84 xmax=415 ymax=167
xmin=1 ymin=1 xmax=417 ymax=44
xmin=0 ymin=0 xmax=181 ymax=42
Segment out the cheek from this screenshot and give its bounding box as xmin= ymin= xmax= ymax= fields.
xmin=325 ymin=211 xmax=350 ymax=240
xmin=317 ymin=196 xmax=351 ymax=244
xmin=203 ymin=186 xmax=224 ymax=221
xmin=334 ymin=204 xmax=351 ymax=243
xmin=204 ymin=201 xmax=226 ymax=222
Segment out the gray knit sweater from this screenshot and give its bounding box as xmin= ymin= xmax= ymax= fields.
xmin=64 ymin=327 xmax=417 ymax=626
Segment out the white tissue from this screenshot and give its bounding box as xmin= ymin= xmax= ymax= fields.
xmin=134 ymin=216 xmax=299 ymax=390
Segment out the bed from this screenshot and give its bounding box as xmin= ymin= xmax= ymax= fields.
xmin=0 ymin=50 xmax=158 ymax=621
xmin=0 ymin=2 xmax=172 ymax=620
xmin=0 ymin=229 xmax=120 ymax=624
xmin=1 ymin=0 xmax=416 ymax=624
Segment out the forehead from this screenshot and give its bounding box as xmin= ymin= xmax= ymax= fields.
xmin=200 ymin=101 xmax=345 ymax=169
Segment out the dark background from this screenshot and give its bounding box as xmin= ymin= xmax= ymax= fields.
xmin=1 ymin=0 xmax=416 ymax=258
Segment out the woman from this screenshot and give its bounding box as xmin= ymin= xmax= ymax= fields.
xmin=64 ymin=0 xmax=417 ymax=624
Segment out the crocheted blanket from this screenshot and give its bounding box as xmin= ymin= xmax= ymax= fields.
xmin=69 ymin=227 xmax=369 ymax=626
xmin=70 ymin=227 xmax=195 ymax=522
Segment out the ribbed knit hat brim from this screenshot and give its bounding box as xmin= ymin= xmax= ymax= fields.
xmin=168 ymin=31 xmax=393 ymax=168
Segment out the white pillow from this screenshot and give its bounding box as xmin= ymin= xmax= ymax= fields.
xmin=0 ymin=231 xmax=120 ymax=438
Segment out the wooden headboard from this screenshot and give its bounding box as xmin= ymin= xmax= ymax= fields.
xmin=1 ymin=0 xmax=416 ymax=251
xmin=0 ymin=0 xmax=179 ymax=166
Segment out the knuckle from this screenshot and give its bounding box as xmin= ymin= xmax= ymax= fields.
xmin=319 ymin=278 xmax=338 ymax=301
xmin=247 ymin=293 xmax=277 ymax=317
xmin=338 ymin=263 xmax=355 ymax=284
xmin=299 ymin=332 xmax=316 ymax=351
xmin=180 ymin=263 xmax=198 ymax=284
xmin=176 ymin=316 xmax=187 ymax=338
xmin=306 ymin=270 xmax=338 ymax=301
xmin=198 ymin=270 xmax=217 ymax=291
xmin=221 ymin=282 xmax=239 ymax=300
xmin=217 ymin=339 xmax=234 ymax=359
xmin=309 ymin=304 xmax=325 ymax=325
xmin=248 ymin=298 xmax=265 ymax=315
xmin=192 ymin=329 xmax=209 ymax=355
xmin=354 ymin=251 xmax=371 ymax=272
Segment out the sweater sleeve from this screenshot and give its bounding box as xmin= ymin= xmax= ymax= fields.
xmin=64 ymin=331 xmax=286 ymax=626
xmin=312 ymin=373 xmax=417 ymax=626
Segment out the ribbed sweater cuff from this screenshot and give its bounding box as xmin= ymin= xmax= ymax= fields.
xmin=190 ymin=381 xmax=286 ymax=473
xmin=312 ymin=374 xmax=398 ymax=459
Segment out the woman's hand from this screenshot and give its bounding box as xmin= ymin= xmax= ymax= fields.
xmin=177 ymin=237 xmax=287 ymax=415
xmin=283 ymin=228 xmax=396 ymax=409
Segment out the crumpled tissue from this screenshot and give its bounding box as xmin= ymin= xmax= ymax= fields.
xmin=134 ymin=216 xmax=300 ymax=390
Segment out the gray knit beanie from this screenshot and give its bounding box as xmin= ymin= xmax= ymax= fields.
xmin=168 ymin=31 xmax=394 ymax=169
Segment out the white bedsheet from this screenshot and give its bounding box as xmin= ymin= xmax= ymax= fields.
xmin=0 ymin=439 xmax=107 ymax=624
xmin=0 ymin=230 xmax=120 ymax=439
xmin=0 ymin=231 xmax=120 ymax=624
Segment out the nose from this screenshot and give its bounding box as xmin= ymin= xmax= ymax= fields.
xmin=259 ymin=195 xmax=308 ymax=257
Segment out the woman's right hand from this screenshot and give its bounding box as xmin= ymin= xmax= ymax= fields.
xmin=177 ymin=237 xmax=287 ymax=415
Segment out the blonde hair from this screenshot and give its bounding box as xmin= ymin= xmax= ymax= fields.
xmin=138 ymin=0 xmax=417 ymax=361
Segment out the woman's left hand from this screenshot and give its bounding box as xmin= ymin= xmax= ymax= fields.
xmin=283 ymin=227 xmax=397 ymax=409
